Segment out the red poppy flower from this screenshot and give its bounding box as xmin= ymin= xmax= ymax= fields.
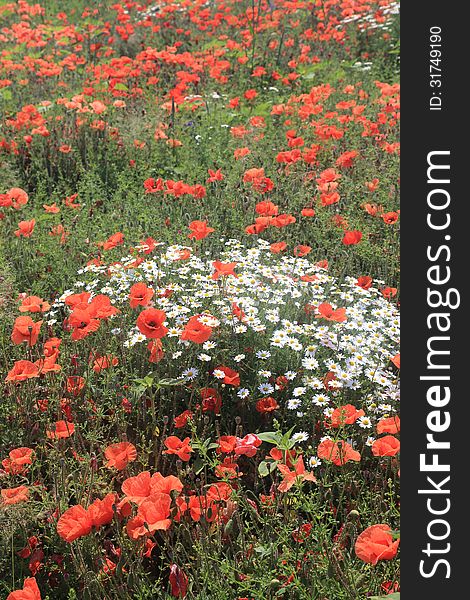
xmin=342 ymin=230 xmax=362 ymax=245
xmin=129 ymin=283 xmax=154 ymax=308
xmin=372 ymin=435 xmax=400 ymax=457
xmin=46 ymin=420 xmax=75 ymax=440
xmin=234 ymin=434 xmax=262 ymax=458
xmin=200 ymin=387 xmax=222 ymax=413
xmin=1 ymin=485 xmax=29 ymax=506
xmin=382 ymin=211 xmax=399 ymax=225
xmin=151 ymin=473 xmax=184 ymax=496
xmin=315 ymin=302 xmax=347 ymax=323
xmin=294 ymin=245 xmax=311 ymax=257
xmin=6 ymin=187 xmax=29 ymax=209
xmin=139 ymin=493 xmax=172 ymax=531
xmin=215 ymin=366 xmax=240 ymax=386
xmin=356 ymin=276 xmax=373 ymax=290
xmin=270 ymin=241 xmax=287 ymax=253
xmin=43 ymin=202 xmax=60 ymax=213
xmin=11 ymin=316 xmax=42 ymax=347
xmin=330 ymin=404 xmax=365 ymax=427
xmin=57 ymin=505 xmax=92 ymax=542
xmin=163 ymin=436 xmax=193 ymax=461
xmin=317 ymin=439 xmax=361 ymax=466
xmin=2 ymin=447 xmax=34 ymax=475
xmin=19 ymin=296 xmax=50 ymax=313
xmin=234 ymin=147 xmax=250 ymax=159
xmin=320 ymin=192 xmax=340 ymax=206
xmin=256 ymin=397 xmax=279 ymax=413
xmin=232 ymin=303 xmax=247 ymax=322
xmin=122 ymin=471 xmax=153 ymax=505
xmin=136 ymin=308 xmax=168 ymax=339
xmin=174 ymin=409 xmax=193 ymax=428
xmin=188 ymin=220 xmax=214 ymax=240
xmin=207 ymin=168 xmax=224 ymax=182
xmin=5 ymin=360 xmax=39 ymax=383
xmin=336 ymin=150 xmax=359 ymax=168
xmin=87 ymin=493 xmax=116 ymax=527
xmin=67 ymin=308 xmax=101 ymax=341
xmin=101 ymin=232 xmax=124 ymax=250
xmin=105 ymin=442 xmax=137 ymax=470
xmin=255 ymin=201 xmax=278 ymax=216
xmin=271 ymin=213 xmax=296 ymax=228
xmin=15 ymin=219 xmax=35 ymax=238
xmin=127 ymin=493 xmax=172 ymax=539
xmin=180 ymin=315 xmax=212 ymax=344
xmin=377 ymin=416 xmax=400 ymax=435
xmin=355 ymin=524 xmax=399 ymax=564
xmin=365 ymin=178 xmax=379 ymax=192
xmin=212 ymin=261 xmax=237 ymax=280
xmin=6 ymin=577 xmax=41 ymax=600
xmin=88 ymin=295 xmax=120 ymax=319
xmin=277 ymin=456 xmax=316 ymax=492
xmin=216 ymin=436 xmax=237 ymax=455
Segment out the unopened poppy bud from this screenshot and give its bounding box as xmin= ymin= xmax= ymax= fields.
xmin=347 ymin=509 xmax=360 ymax=519
xmin=270 ymin=579 xmax=281 ymax=589
xmin=224 ymin=519 xmax=234 ymax=535
xmin=235 ymin=416 xmax=241 ymax=425
xmin=204 ymin=415 xmax=210 ymax=425
xmin=163 ymin=415 xmax=169 ymax=425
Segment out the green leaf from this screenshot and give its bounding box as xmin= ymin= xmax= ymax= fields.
xmin=370 ymin=594 xmax=400 ymax=600
xmin=257 ymin=431 xmax=282 ymax=444
xmin=193 ymin=458 xmax=205 ymax=475
xmin=258 ymin=461 xmax=270 ymax=477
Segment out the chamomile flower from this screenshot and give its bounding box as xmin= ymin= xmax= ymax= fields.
xmin=287 ymin=398 xmax=302 ymax=410
xmin=284 ymin=371 xmax=297 ymax=380
xmin=182 ymin=368 xmax=199 ymax=380
xmin=258 ymin=383 xmax=274 ymax=394
xmin=291 ymin=431 xmax=309 ymax=443
xmin=203 ymin=341 xmax=217 ymax=350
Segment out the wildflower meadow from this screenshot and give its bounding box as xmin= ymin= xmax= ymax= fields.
xmin=0 ymin=1 xmax=400 ymax=598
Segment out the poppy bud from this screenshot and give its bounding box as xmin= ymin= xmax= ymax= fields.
xmin=224 ymin=518 xmax=235 ymax=536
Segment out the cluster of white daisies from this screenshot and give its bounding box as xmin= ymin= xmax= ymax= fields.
xmin=47 ymin=238 xmax=400 ymax=456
